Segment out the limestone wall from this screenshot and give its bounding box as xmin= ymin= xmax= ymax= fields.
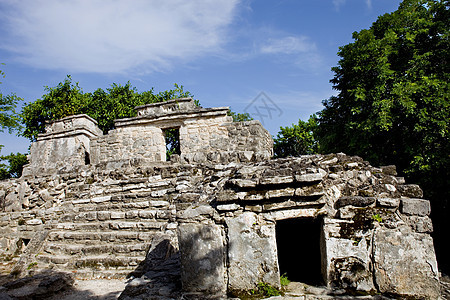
xmin=90 ymin=126 xmax=166 ymax=164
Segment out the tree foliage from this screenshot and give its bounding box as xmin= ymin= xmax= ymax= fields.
xmin=227 ymin=110 xmax=253 ymax=122
xmin=316 ymin=0 xmax=449 ymax=198
xmin=0 ymin=66 xmax=22 ymax=135
xmin=0 ymin=152 xmax=28 ymax=180
xmin=20 ymin=76 xmax=195 ymax=141
xmin=273 ymin=115 xmax=319 ymax=158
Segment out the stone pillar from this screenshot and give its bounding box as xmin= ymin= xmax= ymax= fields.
xmin=177 ymin=223 xmax=227 ymax=295
xmin=226 ymin=212 xmax=280 ymax=292
xmin=373 ymin=227 xmax=440 ymax=299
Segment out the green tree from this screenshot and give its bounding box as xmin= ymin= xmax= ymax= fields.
xmin=274 ymin=115 xmax=319 ymax=158
xmin=0 ymin=152 xmax=28 ymax=180
xmin=0 ymin=66 xmax=22 ymax=136
xmin=316 ymin=0 xmax=449 ymax=271
xmin=227 ymin=110 xmax=253 ymax=122
xmin=0 ymin=66 xmax=26 ymax=180
xmin=20 ymin=75 xmax=87 ymax=141
xmin=317 ymin=0 xmax=449 ymax=188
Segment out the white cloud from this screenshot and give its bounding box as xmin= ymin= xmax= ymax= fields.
xmin=260 ymin=36 xmax=316 ymax=55
xmin=259 ymin=35 xmax=322 ymax=72
xmin=0 ymin=0 xmax=240 ymax=73
xmin=332 ymin=0 xmax=346 ymax=11
xmin=333 ymin=0 xmax=372 ymax=11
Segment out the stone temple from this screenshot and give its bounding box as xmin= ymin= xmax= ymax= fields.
xmin=0 ymin=98 xmax=441 ymax=299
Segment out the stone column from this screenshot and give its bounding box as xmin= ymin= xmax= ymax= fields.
xmin=177 ymin=223 xmax=227 ymax=295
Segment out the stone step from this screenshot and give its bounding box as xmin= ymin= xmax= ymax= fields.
xmin=69 ymin=210 xmax=175 ymax=222
xmin=65 ymin=189 xmax=174 ymax=205
xmin=43 ymin=242 xmax=148 ymax=256
xmin=53 ymin=220 xmax=171 ymax=231
xmin=36 ymin=254 xmax=145 ymax=269
xmin=68 ymin=268 xmax=133 ymax=280
xmin=47 ymin=231 xmax=156 ymax=243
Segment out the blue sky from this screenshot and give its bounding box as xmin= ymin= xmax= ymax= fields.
xmin=0 ymin=0 xmax=402 ymax=155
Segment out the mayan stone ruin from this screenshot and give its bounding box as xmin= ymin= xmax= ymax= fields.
xmin=0 ymin=98 xmax=442 ymax=299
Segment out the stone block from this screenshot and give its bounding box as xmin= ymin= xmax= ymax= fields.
xmin=376 ymin=198 xmax=400 ymax=208
xmin=400 ymin=198 xmax=431 ymax=216
xmin=97 ymin=211 xmax=111 ymax=221
xmin=265 ymin=208 xmax=319 ymax=220
xmin=381 ymin=165 xmax=397 ymax=176
xmin=216 ymin=204 xmax=241 ymax=211
xmin=226 ymin=212 xmax=279 ymax=291
xmin=178 ymin=223 xmax=226 ymax=295
xmin=398 ymin=184 xmax=423 ymax=198
xmin=322 ymin=221 xmax=374 ymax=292
xmin=373 ymin=227 xmax=440 ymax=299
xmin=405 ymin=216 xmax=433 ymax=233
xmin=335 ymin=196 xmax=375 ymax=208
xmin=295 ymin=173 xmax=324 ymax=183
xmin=110 ymin=211 xmax=125 ymax=219
xmin=25 ymin=218 xmax=43 ymax=225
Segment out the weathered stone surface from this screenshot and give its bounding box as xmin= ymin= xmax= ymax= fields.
xmin=400 ymin=198 xmax=431 ymax=216
xmin=380 ymin=165 xmax=397 ymax=176
xmin=397 ymin=184 xmax=423 ymax=198
xmin=376 ymin=197 xmax=400 ymax=208
xmin=0 ymin=271 xmax=74 ymax=299
xmin=335 ymin=196 xmax=375 ymax=208
xmin=295 ymin=173 xmax=324 ymax=183
xmin=226 ymin=212 xmax=279 ymax=291
xmin=216 ymin=203 xmax=241 ymax=211
xmin=322 ymin=219 xmax=374 ymax=292
xmin=177 ymin=223 xmax=226 ymax=295
xmin=373 ymin=227 xmax=440 ymax=299
xmin=405 ymin=215 xmax=434 ymax=233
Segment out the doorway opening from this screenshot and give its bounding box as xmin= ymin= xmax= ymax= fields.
xmin=163 ymin=127 xmax=181 ymax=161
xmin=276 ymin=217 xmax=324 ymax=286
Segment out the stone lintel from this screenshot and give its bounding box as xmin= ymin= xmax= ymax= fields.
xmin=37 ymin=127 xmax=101 ymax=141
xmin=114 ymin=107 xmax=230 ymax=128
xmin=135 ymin=97 xmax=196 ymax=114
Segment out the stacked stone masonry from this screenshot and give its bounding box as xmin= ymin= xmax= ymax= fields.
xmin=0 ymin=99 xmax=441 ymax=299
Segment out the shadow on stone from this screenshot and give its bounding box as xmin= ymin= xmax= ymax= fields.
xmin=0 ymin=270 xmax=73 ymax=299
xmin=119 ymin=238 xmax=182 ymax=300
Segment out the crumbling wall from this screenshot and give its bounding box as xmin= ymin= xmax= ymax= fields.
xmin=173 ymin=154 xmax=440 ymax=299
xmin=88 ymin=98 xmax=273 ymax=165
xmin=23 ymin=114 xmax=102 ymax=176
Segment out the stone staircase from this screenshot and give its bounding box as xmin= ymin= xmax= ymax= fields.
xmin=31 ymin=173 xmax=179 ymax=279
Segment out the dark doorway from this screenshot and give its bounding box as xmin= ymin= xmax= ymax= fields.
xmin=276 ymin=217 xmax=324 ymax=286
xmin=163 ymin=127 xmax=180 ymax=160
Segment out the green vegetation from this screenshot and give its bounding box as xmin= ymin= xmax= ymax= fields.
xmin=0 ymin=65 xmax=22 ymax=137
xmin=228 ymin=110 xmax=253 ymax=122
xmin=280 ymin=273 xmax=291 ymax=287
xmin=273 ymin=115 xmax=319 ymax=158
xmin=250 ymin=282 xmax=281 ymax=298
xmin=0 ymin=65 xmax=26 ymax=179
xmin=372 ymin=214 xmax=382 ymax=223
xmin=316 ymin=0 xmax=449 ymax=203
xmin=0 ymin=152 xmax=28 ymax=180
xmin=27 ymin=262 xmax=37 ymax=270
